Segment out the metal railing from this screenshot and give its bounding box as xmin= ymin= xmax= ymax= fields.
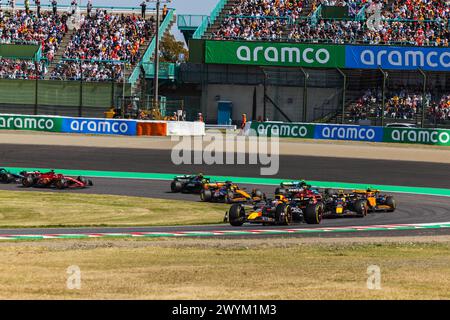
xmin=192 ymin=0 xmax=228 ymax=39
xmin=129 ymin=8 xmax=175 ymax=85
xmin=177 ymin=15 xmax=209 ymax=29
xmin=310 ymin=4 xmax=322 ymax=26
xmin=355 ymin=3 xmax=367 ymax=21
xmin=6 ymin=2 xmax=146 ymax=13
xmin=143 ymin=62 xmax=177 ymax=80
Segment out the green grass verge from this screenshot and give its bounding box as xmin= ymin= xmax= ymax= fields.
xmin=0 ymin=239 xmax=449 ymax=299
xmin=0 ymin=191 xmax=227 ymax=228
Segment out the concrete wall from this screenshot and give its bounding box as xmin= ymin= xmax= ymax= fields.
xmin=202 ymin=84 xmax=340 ymax=123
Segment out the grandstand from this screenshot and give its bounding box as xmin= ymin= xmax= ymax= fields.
xmin=205 ymin=0 xmax=449 ymax=47
xmin=0 ymin=3 xmax=175 ymax=117
xmin=175 ymin=0 xmax=449 ymax=128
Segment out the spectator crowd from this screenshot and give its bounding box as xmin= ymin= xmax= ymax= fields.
xmin=428 ymin=94 xmax=450 ymax=123
xmin=349 ymin=88 xmax=450 ymax=123
xmin=50 ymin=60 xmax=125 ymax=82
xmin=350 ymin=88 xmax=427 ymax=120
xmin=210 ymin=0 xmax=304 ymax=40
xmin=0 ymin=9 xmax=68 ymax=61
xmin=210 ymin=0 xmax=449 ymax=46
xmin=0 ymin=57 xmax=46 ymax=79
xmin=0 ymin=5 xmax=156 ymax=82
xmin=53 ymin=9 xmax=155 ymax=81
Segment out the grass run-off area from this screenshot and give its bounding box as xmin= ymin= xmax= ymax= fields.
xmin=0 ymin=191 xmax=227 ymax=228
xmin=0 ymin=238 xmax=449 ymax=299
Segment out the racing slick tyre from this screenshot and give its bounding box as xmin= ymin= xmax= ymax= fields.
xmin=229 ymin=204 xmax=246 ymax=227
xmin=275 ymin=188 xmax=286 ymax=195
xmin=171 ymin=181 xmax=183 ymax=193
xmin=354 ymin=199 xmax=368 ymax=217
xmin=77 ymin=176 xmax=94 ymax=187
xmin=0 ymin=173 xmax=13 ymax=184
xmin=304 ymin=203 xmax=324 ymax=224
xmin=77 ymin=176 xmax=88 ymax=184
xmin=200 ymin=189 xmax=212 ymax=202
xmin=275 ymin=203 xmax=291 ymax=226
xmin=56 ymin=179 xmax=68 ymax=190
xmin=22 ymin=176 xmax=36 ymax=188
xmin=385 ymin=196 xmax=397 ymax=212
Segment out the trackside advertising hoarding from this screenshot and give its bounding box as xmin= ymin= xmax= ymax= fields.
xmin=250 ymin=122 xmax=315 ymax=138
xmin=0 ymin=114 xmax=205 ymax=137
xmin=247 ymin=122 xmax=450 ymax=146
xmin=0 ymin=114 xmax=62 ymax=132
xmin=205 ymin=41 xmax=346 ymax=68
xmin=345 ymin=45 xmax=450 ymax=72
xmin=384 ymin=128 xmax=450 ymax=146
xmin=203 ymin=40 xmax=450 ymax=71
xmin=61 ymin=118 xmax=137 ymax=136
xmin=314 ymin=124 xmax=383 ymax=142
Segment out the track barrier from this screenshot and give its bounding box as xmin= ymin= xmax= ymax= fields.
xmin=0 ymin=114 xmax=205 ymax=137
xmin=137 ymin=122 xmax=168 ymax=136
xmin=245 ymin=121 xmax=450 ymax=146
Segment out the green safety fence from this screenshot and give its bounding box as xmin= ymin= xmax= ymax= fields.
xmin=0 ymin=44 xmax=40 ymax=60
xmin=0 ymin=79 xmax=131 ymax=109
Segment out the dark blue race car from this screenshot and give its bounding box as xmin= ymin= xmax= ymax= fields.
xmin=0 ymin=168 xmax=42 ymax=184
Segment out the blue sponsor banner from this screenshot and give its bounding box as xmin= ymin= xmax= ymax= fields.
xmin=62 ymin=118 xmax=137 ymax=136
xmin=345 ymin=45 xmax=450 ymax=71
xmin=314 ymin=124 xmax=383 ymax=142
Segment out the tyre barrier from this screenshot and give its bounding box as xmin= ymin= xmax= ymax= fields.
xmin=137 ymin=122 xmax=168 ymax=136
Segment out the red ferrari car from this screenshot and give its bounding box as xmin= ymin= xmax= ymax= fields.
xmin=21 ymin=170 xmax=93 ymax=189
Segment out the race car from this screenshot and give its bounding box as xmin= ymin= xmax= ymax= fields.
xmin=200 ymin=181 xmax=264 ymax=203
xmin=170 ymin=174 xmax=211 ymax=193
xmin=275 ymin=180 xmax=321 ymax=197
xmin=322 ymin=189 xmax=369 ymax=217
xmin=0 ymin=168 xmax=42 ymax=184
xmin=352 ymin=189 xmax=397 ymax=212
xmin=225 ymin=194 xmax=323 ymax=227
xmin=21 ymin=170 xmax=93 ymax=189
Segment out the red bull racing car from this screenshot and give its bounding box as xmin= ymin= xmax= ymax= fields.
xmin=322 ymin=189 xmax=369 ymax=217
xmin=225 ymin=194 xmax=323 ymax=227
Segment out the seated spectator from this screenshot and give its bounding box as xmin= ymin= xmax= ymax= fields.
xmin=0 ymin=58 xmax=46 ymax=79
xmin=428 ymin=94 xmax=450 ymax=123
xmin=0 ymin=9 xmax=68 ymax=61
xmin=55 ymin=10 xmax=155 ymax=82
xmin=209 ymin=0 xmax=449 ymax=46
xmin=50 ymin=60 xmax=125 ymax=82
xmin=211 ymin=0 xmax=303 ymax=41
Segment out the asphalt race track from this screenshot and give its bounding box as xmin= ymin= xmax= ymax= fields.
xmin=1 ymin=144 xmax=450 ymax=188
xmin=0 ymin=144 xmax=449 ymax=238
